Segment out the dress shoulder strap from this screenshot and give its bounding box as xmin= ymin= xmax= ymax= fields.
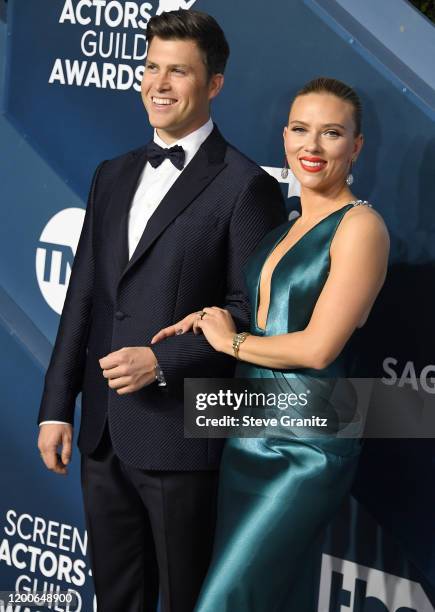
xmin=347 ymin=199 xmax=373 ymax=208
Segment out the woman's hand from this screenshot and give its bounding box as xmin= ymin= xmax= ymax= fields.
xmin=151 ymin=307 xmax=236 ymax=354
xmin=193 ymin=307 xmax=236 ymax=353
xmin=151 ymin=312 xmax=198 ymax=344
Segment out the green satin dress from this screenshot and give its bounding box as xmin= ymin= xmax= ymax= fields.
xmin=195 ymin=202 xmax=368 ymax=612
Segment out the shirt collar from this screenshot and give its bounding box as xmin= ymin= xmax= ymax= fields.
xmin=153 ymin=118 xmax=214 ymax=168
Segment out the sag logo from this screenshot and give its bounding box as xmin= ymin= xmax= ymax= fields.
xmin=36 ymin=208 xmax=85 ymax=314
xmin=156 ymin=0 xmax=197 ymax=15
xmin=318 ymin=555 xmax=433 ymax=612
xmin=382 ymin=357 xmax=435 ymax=394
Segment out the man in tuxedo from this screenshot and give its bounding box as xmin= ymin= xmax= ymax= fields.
xmin=38 ymin=9 xmax=286 ymax=612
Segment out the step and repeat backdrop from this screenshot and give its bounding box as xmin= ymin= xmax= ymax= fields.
xmin=1 ymin=0 xmax=435 ymax=610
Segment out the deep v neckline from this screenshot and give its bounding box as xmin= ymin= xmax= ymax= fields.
xmin=255 ymin=203 xmax=354 ymax=332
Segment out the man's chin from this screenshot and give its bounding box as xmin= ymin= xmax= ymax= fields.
xmin=148 ymin=119 xmax=185 ymax=138
xmin=147 ymin=116 xmax=177 ymax=131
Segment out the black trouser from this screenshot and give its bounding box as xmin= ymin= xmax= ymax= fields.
xmin=80 ymin=423 xmax=219 ymax=612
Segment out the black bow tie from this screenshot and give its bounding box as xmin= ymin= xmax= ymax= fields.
xmin=146 ymin=142 xmax=186 ymax=171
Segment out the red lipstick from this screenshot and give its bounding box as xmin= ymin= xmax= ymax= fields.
xmin=299 ymin=156 xmax=327 ymax=173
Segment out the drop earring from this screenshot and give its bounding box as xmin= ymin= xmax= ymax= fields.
xmin=346 ymin=159 xmax=355 ymax=186
xmin=281 ymin=156 xmax=290 ymax=179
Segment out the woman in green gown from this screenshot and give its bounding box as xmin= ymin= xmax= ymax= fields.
xmin=153 ymin=77 xmax=389 ymax=611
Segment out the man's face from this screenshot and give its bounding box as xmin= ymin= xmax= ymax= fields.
xmin=141 ymin=37 xmax=223 ymax=144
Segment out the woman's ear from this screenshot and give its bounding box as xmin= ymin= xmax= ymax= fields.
xmin=353 ymin=133 xmax=364 ymax=159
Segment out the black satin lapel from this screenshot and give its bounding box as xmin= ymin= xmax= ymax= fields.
xmin=119 ymin=127 xmax=227 ymax=281
xmin=105 ymin=147 xmax=148 ymax=279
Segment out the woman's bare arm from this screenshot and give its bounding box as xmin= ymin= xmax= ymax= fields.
xmin=233 ymin=207 xmax=389 ymax=369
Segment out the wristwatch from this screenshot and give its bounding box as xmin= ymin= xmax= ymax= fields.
xmin=154 ymin=362 xmax=167 ymax=387
xmin=232 ymin=332 xmax=250 ymax=360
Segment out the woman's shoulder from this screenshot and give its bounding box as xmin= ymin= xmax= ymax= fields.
xmin=334 ymin=200 xmax=390 ymax=251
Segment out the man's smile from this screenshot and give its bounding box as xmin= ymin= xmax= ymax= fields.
xmin=151 ymin=96 xmax=178 ymax=107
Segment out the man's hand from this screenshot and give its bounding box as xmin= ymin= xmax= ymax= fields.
xmin=99 ymin=347 xmax=157 ymax=394
xmin=38 ymin=423 xmax=73 ymax=475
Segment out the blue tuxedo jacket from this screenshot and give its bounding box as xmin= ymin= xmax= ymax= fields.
xmin=38 ymin=126 xmax=287 ymax=469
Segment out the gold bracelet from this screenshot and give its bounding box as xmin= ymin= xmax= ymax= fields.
xmin=232 ymin=332 xmax=250 ymax=360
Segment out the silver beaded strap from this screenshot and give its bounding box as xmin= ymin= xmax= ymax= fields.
xmin=348 ymin=199 xmax=373 ymax=208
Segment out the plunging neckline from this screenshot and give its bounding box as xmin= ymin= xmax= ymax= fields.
xmin=255 ymin=202 xmax=355 ymax=332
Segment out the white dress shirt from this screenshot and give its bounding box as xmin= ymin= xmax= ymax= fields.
xmin=128 ymin=117 xmax=214 ymax=259
xmin=40 ymin=118 xmax=214 ymax=426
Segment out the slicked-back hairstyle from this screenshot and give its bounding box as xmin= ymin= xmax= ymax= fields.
xmin=146 ymin=10 xmax=230 ymax=79
xmin=294 ymin=77 xmax=362 ymax=135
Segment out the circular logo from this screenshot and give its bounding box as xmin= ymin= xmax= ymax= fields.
xmin=36 ymin=208 xmax=85 ymax=314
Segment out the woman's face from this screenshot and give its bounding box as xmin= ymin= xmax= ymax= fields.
xmin=284 ymin=92 xmax=363 ymax=194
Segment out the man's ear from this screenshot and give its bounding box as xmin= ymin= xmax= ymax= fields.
xmin=208 ymin=73 xmax=224 ymax=101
